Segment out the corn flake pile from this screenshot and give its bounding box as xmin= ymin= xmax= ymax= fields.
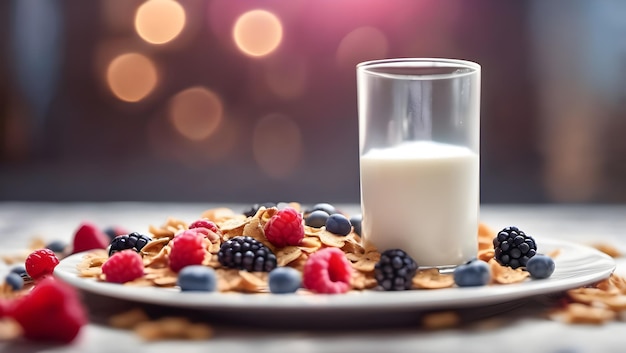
xmin=3 ymin=203 xmax=626 ymax=341
xmin=77 ymin=204 xmax=550 ymax=292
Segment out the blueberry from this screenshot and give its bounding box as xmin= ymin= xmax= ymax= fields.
xmin=5 ymin=272 xmax=24 ymax=291
xmin=453 ymin=260 xmax=491 ymax=287
xmin=45 ymin=240 xmax=67 ymax=253
xmin=349 ymin=214 xmax=362 ymax=236
xmin=103 ymin=226 xmax=119 ymax=240
xmin=526 ymin=254 xmax=555 ymax=279
xmin=177 ymin=265 xmax=217 ymax=292
xmin=305 ymin=210 xmax=330 ymax=228
xmin=268 ymin=267 xmax=302 ymax=294
xmin=325 ymin=214 xmax=352 ymax=236
xmin=309 ymin=203 xmax=337 ymax=215
xmin=10 ymin=265 xmax=27 ymax=277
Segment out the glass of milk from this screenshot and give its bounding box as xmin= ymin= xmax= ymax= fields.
xmin=357 ymin=58 xmax=481 ymax=269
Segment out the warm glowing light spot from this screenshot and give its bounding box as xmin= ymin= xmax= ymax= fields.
xmin=106 ymin=53 xmax=158 ymax=102
xmin=264 ymin=58 xmax=308 ymax=99
xmin=233 ymin=10 xmax=283 ymax=57
xmin=336 ymin=26 xmax=388 ymax=67
xmin=135 ymin=0 xmax=186 ymax=45
xmin=168 ymin=86 xmax=223 ymax=141
xmin=252 ymin=113 xmax=302 ymax=179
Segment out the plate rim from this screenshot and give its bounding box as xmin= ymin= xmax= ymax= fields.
xmin=53 ymin=237 xmax=616 ymax=312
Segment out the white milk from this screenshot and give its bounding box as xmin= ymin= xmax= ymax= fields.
xmin=359 ymin=141 xmax=479 ymax=267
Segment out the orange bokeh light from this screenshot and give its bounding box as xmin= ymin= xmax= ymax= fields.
xmin=252 ymin=113 xmax=302 ymax=179
xmin=233 ymin=9 xmax=283 ymax=57
xmin=168 ymin=86 xmax=223 ymax=141
xmin=106 ymin=52 xmax=158 ymax=102
xmin=135 ymin=0 xmax=186 ymax=45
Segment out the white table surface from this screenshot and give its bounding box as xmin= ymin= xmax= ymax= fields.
xmin=1 ymin=202 xmax=625 ymax=353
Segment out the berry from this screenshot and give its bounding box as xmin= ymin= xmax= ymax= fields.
xmin=325 ymin=214 xmax=352 ymax=236
xmin=108 ymin=232 xmax=152 ymax=256
xmin=526 ymin=254 xmax=555 ymax=279
xmin=264 ymin=207 xmax=305 ymax=247
xmin=305 ymin=210 xmax=329 ymax=228
xmin=302 ymin=247 xmax=352 ymax=294
xmin=25 ymin=249 xmax=60 ymax=280
xmin=169 ymin=230 xmax=206 ymax=272
xmin=10 ymin=265 xmax=27 ymax=277
xmin=0 ymin=299 xmax=8 ymax=317
xmin=45 ymin=240 xmax=67 ymax=254
xmin=243 ymin=202 xmax=276 ymax=217
xmin=189 ymin=219 xmax=220 ymax=234
xmin=268 ymin=267 xmax=302 ymax=294
xmin=493 ymin=226 xmax=537 ymax=269
xmin=11 ymin=277 xmax=86 ymax=343
xmin=350 ymin=214 xmax=362 ymax=236
xmin=218 ymin=236 xmax=277 ymax=272
xmin=374 ymin=249 xmax=418 ymax=291
xmin=5 ymin=272 xmax=24 ymax=291
xmin=101 ymin=250 xmax=144 ymax=283
xmin=453 ymin=259 xmax=491 ymax=287
xmin=308 ymin=203 xmax=338 ymax=215
xmin=103 ymin=225 xmax=129 ymax=240
xmin=71 ymin=222 xmax=110 ymax=254
xmin=177 ymin=265 xmax=217 ymax=292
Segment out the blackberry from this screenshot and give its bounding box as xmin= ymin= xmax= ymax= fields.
xmin=374 ymin=249 xmax=418 ymax=291
xmin=493 ymin=226 xmax=537 ymax=269
xmin=108 ymin=232 xmax=152 ymax=256
xmin=243 ymin=202 xmax=276 ymax=217
xmin=218 ymin=236 xmax=277 ymax=272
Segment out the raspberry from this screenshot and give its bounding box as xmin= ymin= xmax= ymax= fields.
xmin=189 ymin=219 xmax=220 ymax=234
xmin=11 ymin=277 xmax=86 ymax=343
xmin=264 ymin=207 xmax=305 ymax=247
xmin=168 ymin=230 xmax=206 ymax=272
xmin=71 ymin=221 xmax=110 ymax=254
xmin=25 ymin=249 xmax=60 ymax=280
xmin=101 ymin=250 xmax=144 ymax=283
xmin=374 ymin=249 xmax=418 ymax=291
xmin=0 ymin=299 xmax=8 ymax=317
xmin=302 ymin=247 xmax=352 ymax=294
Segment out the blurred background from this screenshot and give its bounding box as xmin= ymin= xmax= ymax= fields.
xmin=0 ymin=0 xmax=625 ymax=204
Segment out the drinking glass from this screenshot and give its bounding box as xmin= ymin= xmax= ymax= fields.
xmin=357 ymin=58 xmax=481 ymax=268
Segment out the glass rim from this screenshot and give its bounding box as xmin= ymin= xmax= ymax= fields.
xmin=357 ymin=57 xmax=480 ymax=80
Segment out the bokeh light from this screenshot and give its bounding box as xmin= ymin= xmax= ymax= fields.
xmin=106 ymin=53 xmax=158 ymax=102
xmin=233 ymin=9 xmax=283 ymax=57
xmin=336 ymin=26 xmax=389 ymax=68
xmin=168 ymin=86 xmax=223 ymax=141
xmin=252 ymin=113 xmax=302 ymax=179
xmin=135 ymin=0 xmax=186 ymax=45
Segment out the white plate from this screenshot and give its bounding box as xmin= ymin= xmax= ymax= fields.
xmin=54 ymin=238 xmax=615 ymax=327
